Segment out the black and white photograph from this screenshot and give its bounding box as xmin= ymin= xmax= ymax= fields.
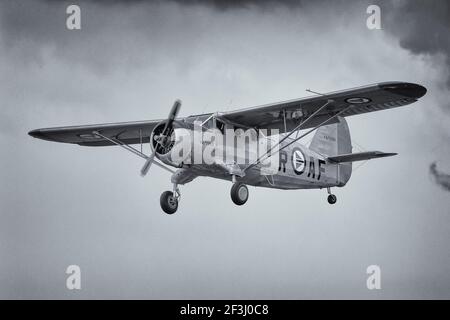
xmin=1 ymin=0 xmax=450 ymax=307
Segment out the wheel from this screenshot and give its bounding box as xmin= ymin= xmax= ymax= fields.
xmin=230 ymin=183 xmax=249 ymax=206
xmin=327 ymin=194 xmax=337 ymax=205
xmin=160 ymin=191 xmax=178 ymax=214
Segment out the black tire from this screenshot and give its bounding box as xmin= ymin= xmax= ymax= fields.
xmin=327 ymin=194 xmax=337 ymax=205
xmin=160 ymin=191 xmax=178 ymax=214
xmin=230 ymin=183 xmax=249 ymax=206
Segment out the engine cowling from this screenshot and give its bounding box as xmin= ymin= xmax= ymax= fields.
xmin=150 ymin=122 xmax=191 ymax=167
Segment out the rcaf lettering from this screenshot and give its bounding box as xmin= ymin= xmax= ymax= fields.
xmin=279 ymin=147 xmax=325 ymax=180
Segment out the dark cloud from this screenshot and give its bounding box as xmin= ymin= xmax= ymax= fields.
xmin=171 ymin=0 xmax=305 ymax=10
xmin=430 ymin=162 xmax=450 ymax=192
xmin=383 ymin=1 xmax=450 ymax=90
xmin=382 ymin=1 xmax=450 ymax=188
xmin=46 ymin=0 xmax=306 ymax=10
xmin=384 ymin=1 xmax=450 ymax=56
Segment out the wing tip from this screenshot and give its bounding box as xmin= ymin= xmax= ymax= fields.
xmin=28 ymin=128 xmax=64 ymax=143
xmin=380 ymin=152 xmax=397 ymax=157
xmin=379 ymin=82 xmax=427 ymax=99
xmin=28 ymin=129 xmax=43 ymax=139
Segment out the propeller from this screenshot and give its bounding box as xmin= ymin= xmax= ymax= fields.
xmin=140 ymin=99 xmax=181 ymax=177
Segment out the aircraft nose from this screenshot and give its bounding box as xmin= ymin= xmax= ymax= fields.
xmin=380 ymin=82 xmax=427 ymax=99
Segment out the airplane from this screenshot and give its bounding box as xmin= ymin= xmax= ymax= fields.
xmin=29 ymin=81 xmax=426 ymax=214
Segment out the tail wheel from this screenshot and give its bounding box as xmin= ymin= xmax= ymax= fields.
xmin=160 ymin=191 xmax=178 ymax=214
xmin=327 ymin=194 xmax=337 ymax=205
xmin=230 ymin=183 xmax=249 ymax=206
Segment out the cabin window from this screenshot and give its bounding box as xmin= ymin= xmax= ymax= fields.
xmin=215 ymin=119 xmax=225 ymax=134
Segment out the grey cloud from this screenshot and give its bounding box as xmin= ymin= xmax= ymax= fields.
xmin=430 ymin=162 xmax=450 ymax=192
xmin=2 ymin=0 xmax=450 ymax=299
xmin=183 ymin=0 xmax=450 ymax=94
xmin=40 ymin=0 xmax=450 ymax=98
xmin=47 ymin=0 xmax=306 ymax=10
xmin=178 ymin=0 xmax=450 ymax=114
xmin=383 ymin=1 xmax=450 ymax=97
xmin=383 ymin=1 xmax=450 ymax=58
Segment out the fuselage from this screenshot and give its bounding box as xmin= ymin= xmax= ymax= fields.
xmin=155 ymin=119 xmax=350 ymax=190
xmin=187 ymin=138 xmax=346 ymax=190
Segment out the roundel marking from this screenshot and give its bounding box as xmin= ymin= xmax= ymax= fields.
xmin=292 ymin=149 xmax=306 ymax=174
xmin=345 ymin=97 xmax=371 ymax=104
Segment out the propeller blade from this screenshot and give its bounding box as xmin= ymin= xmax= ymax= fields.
xmin=140 ymin=99 xmax=181 ymax=177
xmin=162 ymin=99 xmax=182 ymax=135
xmin=140 ymin=150 xmax=156 ymax=177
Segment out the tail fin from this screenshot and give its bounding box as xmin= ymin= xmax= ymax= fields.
xmin=309 ymin=116 xmax=352 ymax=186
xmin=309 ymin=116 xmax=352 ymax=156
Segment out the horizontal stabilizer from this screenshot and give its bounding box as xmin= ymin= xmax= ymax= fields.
xmin=327 ymin=151 xmax=397 ymax=163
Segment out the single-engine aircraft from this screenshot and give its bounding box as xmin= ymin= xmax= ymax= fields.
xmin=29 ymin=82 xmax=426 ymax=214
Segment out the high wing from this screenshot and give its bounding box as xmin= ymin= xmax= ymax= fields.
xmin=28 ymin=119 xmax=163 ymax=146
xmin=28 ymin=82 xmax=426 ymax=147
xmin=218 ymin=82 xmax=426 ymax=131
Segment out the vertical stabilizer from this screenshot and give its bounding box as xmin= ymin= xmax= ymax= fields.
xmin=309 ymin=116 xmax=352 ymax=186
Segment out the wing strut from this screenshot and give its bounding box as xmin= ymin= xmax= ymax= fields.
xmin=276 ymin=105 xmax=354 ymax=154
xmin=243 ymin=98 xmax=335 ymax=173
xmin=244 ymin=104 xmax=354 ymax=173
xmin=92 ymin=131 xmax=175 ymax=174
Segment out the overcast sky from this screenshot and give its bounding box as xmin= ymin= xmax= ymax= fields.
xmin=1 ymin=0 xmax=450 ymax=299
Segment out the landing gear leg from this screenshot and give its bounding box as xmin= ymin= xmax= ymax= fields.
xmin=160 ymin=184 xmax=180 ymax=214
xmin=327 ymin=187 xmax=337 ymax=205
